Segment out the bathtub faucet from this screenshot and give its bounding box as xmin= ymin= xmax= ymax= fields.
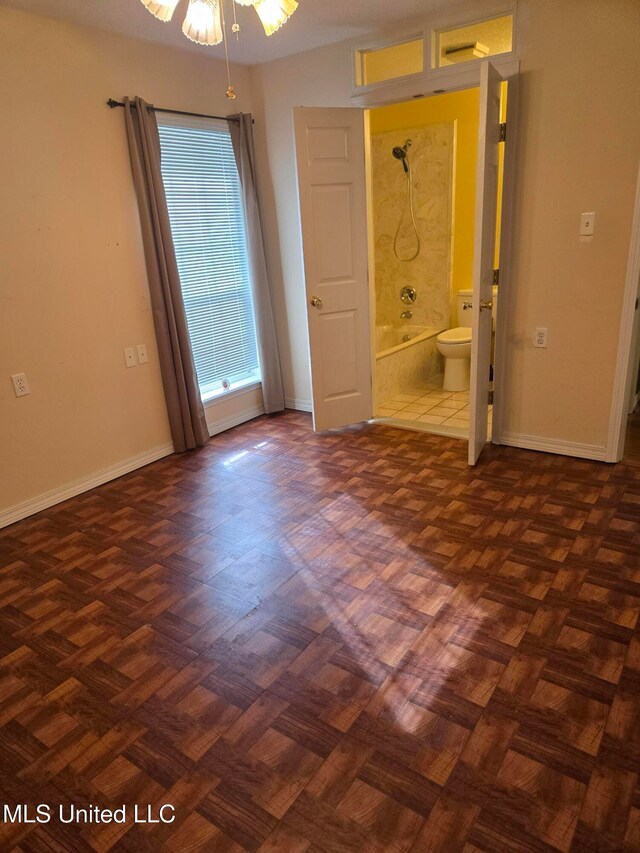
xmin=400 ymin=310 xmax=413 ymax=320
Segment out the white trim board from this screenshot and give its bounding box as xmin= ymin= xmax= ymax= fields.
xmin=285 ymin=397 xmax=313 ymax=412
xmin=351 ymin=58 xmax=519 ymax=108
xmin=0 ymin=442 xmax=175 ymax=530
xmin=1 ymin=399 xmax=268 ymax=530
xmin=201 ymin=379 xmax=262 ymax=406
xmin=500 ymin=432 xmax=607 ymax=462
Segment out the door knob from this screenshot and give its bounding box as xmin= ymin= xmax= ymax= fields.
xmin=479 ymin=300 xmax=493 ymax=311
xmin=310 ymin=295 xmax=323 ymax=308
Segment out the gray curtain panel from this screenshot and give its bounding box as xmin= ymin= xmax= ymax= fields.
xmin=228 ymin=113 xmax=285 ymax=414
xmin=123 ymin=96 xmax=209 ymax=452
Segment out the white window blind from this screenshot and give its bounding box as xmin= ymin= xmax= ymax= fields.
xmin=157 ymin=114 xmax=260 ymax=399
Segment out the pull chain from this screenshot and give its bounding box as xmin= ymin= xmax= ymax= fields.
xmin=231 ymin=0 xmax=240 ymax=38
xmin=220 ymin=1 xmax=236 ymax=99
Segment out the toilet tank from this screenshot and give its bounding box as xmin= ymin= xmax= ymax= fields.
xmin=456 ymin=287 xmax=499 ymax=327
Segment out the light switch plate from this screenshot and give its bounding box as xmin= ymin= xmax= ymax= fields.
xmin=123 ymin=347 xmax=136 ymax=368
xmin=580 ymin=212 xmax=595 ymax=236
xmin=136 ymin=344 xmax=148 ymax=364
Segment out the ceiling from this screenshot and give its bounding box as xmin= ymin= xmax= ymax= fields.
xmin=0 ymin=0 xmax=456 ymax=65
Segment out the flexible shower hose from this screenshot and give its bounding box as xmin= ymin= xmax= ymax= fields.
xmin=393 ymin=165 xmax=420 ymax=262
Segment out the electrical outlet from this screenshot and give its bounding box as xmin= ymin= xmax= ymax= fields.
xmin=123 ymin=347 xmax=137 ymax=368
xmin=534 ymin=327 xmax=548 ymax=348
xmin=11 ymin=373 xmax=30 ymax=397
xmin=136 ymin=344 xmax=148 ymax=364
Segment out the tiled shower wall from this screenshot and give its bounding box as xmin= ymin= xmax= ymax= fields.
xmin=371 ymin=123 xmax=454 ymax=331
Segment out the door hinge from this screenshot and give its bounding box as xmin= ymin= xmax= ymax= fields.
xmin=493 ymin=269 xmax=500 ymax=286
xmin=488 ymin=389 xmax=494 ymax=405
xmin=499 ymin=122 xmax=507 ymax=142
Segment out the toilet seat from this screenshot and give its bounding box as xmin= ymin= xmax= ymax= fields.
xmin=437 ymin=326 xmax=472 ymax=345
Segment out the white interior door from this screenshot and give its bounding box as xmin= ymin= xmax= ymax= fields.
xmin=293 ymin=107 xmax=372 ymax=432
xmin=469 ymin=61 xmax=503 ymax=464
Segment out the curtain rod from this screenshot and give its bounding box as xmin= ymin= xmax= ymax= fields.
xmin=106 ymin=98 xmax=250 ymax=123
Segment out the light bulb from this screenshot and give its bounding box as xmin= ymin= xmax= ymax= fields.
xmin=253 ymin=0 xmax=298 ymax=36
xmin=140 ymin=0 xmax=181 ymax=22
xmin=182 ymin=0 xmax=223 ymax=45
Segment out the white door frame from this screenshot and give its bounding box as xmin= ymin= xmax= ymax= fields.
xmin=606 ymin=162 xmax=640 ymax=462
xmin=491 ymin=70 xmax=519 ymax=444
xmin=358 ymin=62 xmax=520 ymax=447
xmin=469 ymin=60 xmax=503 ymax=464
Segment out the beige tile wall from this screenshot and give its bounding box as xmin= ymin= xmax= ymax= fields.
xmin=370 ymin=123 xmax=454 ymax=330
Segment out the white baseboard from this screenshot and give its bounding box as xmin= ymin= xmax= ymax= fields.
xmin=1 ymin=398 xmax=268 ymax=530
xmin=0 ymin=442 xmax=175 ymax=530
xmin=285 ymin=397 xmax=313 ymax=412
xmin=500 ymin=431 xmax=608 ymax=462
xmin=207 ymin=404 xmax=265 ymax=436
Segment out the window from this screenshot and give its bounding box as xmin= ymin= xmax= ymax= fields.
xmin=356 ymin=37 xmax=424 ymax=86
xmin=433 ymin=15 xmax=513 ymax=68
xmin=157 ymin=114 xmax=260 ymax=401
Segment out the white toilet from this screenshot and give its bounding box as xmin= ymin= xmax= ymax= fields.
xmin=436 ymin=287 xmax=498 ymax=392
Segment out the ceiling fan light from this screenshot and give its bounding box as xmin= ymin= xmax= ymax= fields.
xmin=254 ymin=0 xmax=298 ymax=36
xmin=140 ymin=0 xmax=182 ymax=22
xmin=182 ymin=0 xmax=223 ymax=45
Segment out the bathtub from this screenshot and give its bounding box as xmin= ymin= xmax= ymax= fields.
xmin=376 ymin=324 xmax=441 ymax=359
xmin=375 ymin=324 xmax=444 ymax=406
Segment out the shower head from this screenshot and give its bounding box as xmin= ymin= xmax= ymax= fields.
xmin=392 ymin=139 xmax=412 ymax=173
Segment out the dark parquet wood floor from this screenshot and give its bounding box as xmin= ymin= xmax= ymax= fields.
xmin=1 ymin=411 xmax=640 ymax=852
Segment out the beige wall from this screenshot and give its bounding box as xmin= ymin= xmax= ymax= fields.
xmin=503 ymin=0 xmax=640 ymax=447
xmin=250 ymin=42 xmax=355 ymax=407
xmin=251 ymin=0 xmax=640 ymax=452
xmin=0 ymin=7 xmax=256 ymax=521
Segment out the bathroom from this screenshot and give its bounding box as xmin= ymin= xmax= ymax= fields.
xmin=370 ymin=86 xmax=505 ymax=437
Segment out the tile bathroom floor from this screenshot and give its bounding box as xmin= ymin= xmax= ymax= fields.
xmin=377 ymin=373 xmax=492 ymax=435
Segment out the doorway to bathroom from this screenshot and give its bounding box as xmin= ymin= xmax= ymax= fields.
xmin=293 ymin=58 xmax=516 ymax=465
xmin=369 ymin=83 xmax=507 ymax=444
